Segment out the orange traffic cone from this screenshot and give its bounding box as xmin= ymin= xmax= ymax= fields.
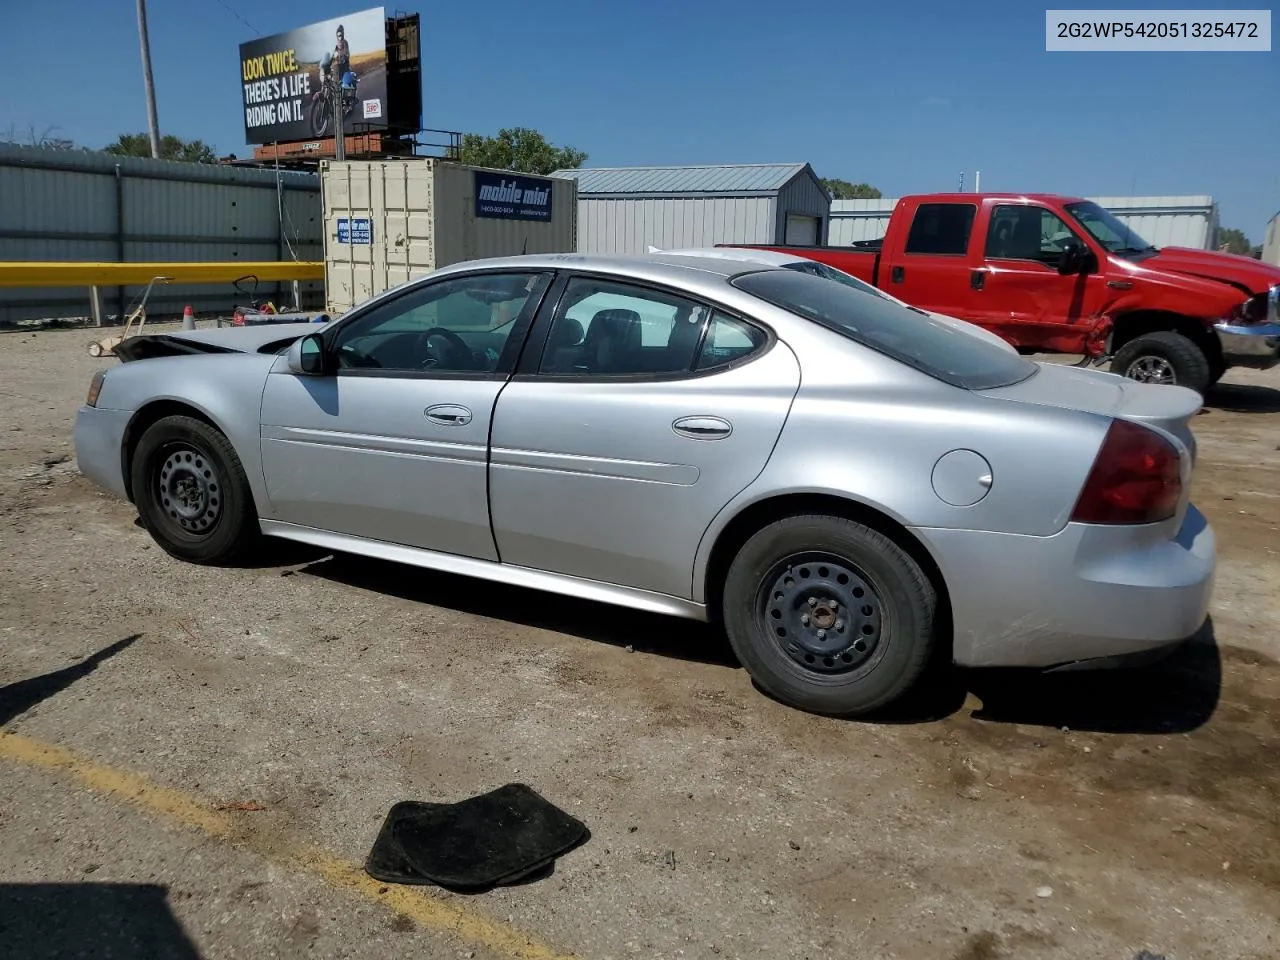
xmin=181 ymin=305 xmax=195 ymax=330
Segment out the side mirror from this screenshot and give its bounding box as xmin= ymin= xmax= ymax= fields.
xmin=1058 ymin=239 xmax=1095 ymax=275
xmin=287 ymin=334 xmax=326 ymax=375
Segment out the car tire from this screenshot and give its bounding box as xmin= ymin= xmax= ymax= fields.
xmin=130 ymin=414 xmax=258 ymax=565
xmin=721 ymin=514 xmax=937 ymax=717
xmin=1111 ymin=331 xmax=1211 ymax=393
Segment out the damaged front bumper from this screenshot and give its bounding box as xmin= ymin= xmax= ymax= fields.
xmin=1213 ymin=321 xmax=1280 ymax=371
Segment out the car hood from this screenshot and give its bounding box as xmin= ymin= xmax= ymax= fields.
xmin=976 ymin=361 xmax=1203 ymax=457
xmin=1138 ymin=246 xmax=1280 ymax=296
xmin=112 ymin=322 xmax=323 ymax=361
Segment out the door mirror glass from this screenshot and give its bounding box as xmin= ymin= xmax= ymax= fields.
xmin=288 ymin=334 xmax=326 ymax=375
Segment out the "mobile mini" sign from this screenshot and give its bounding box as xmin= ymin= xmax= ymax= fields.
xmin=474 ymin=171 xmax=554 ymax=222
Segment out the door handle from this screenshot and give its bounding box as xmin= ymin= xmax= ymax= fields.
xmin=970 ymin=268 xmax=987 ymax=291
xmin=424 ymin=404 xmax=473 ymax=426
xmin=672 ymin=416 xmax=732 ymax=440
xmin=890 ymin=265 xmax=905 ymax=284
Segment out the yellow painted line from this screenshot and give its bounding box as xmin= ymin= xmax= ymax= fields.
xmin=0 ymin=261 xmax=324 ymax=288
xmin=0 ymin=731 xmax=577 ymax=960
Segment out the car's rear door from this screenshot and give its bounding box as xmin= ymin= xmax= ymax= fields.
xmin=880 ymin=200 xmax=985 ymax=319
xmin=258 ymin=270 xmax=552 ymax=559
xmin=488 ymin=273 xmax=802 ymax=599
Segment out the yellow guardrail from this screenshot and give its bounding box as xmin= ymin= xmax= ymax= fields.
xmin=0 ymin=261 xmax=324 ymax=288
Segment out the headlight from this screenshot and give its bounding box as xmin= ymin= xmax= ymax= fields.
xmin=1231 ymin=289 xmax=1273 ymax=325
xmin=86 ymin=370 xmax=106 ymax=407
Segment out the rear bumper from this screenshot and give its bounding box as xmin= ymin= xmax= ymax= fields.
xmin=1213 ymin=321 xmax=1280 ymax=370
xmin=916 ymin=506 xmax=1215 ymax=668
xmin=73 ymin=405 xmax=132 ymax=501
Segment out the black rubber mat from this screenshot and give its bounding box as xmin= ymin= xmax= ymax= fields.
xmin=364 ymin=784 xmax=589 ymax=892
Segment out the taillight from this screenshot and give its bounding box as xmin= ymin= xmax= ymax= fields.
xmin=1070 ymin=419 xmax=1182 ymax=525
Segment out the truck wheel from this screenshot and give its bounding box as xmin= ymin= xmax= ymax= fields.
xmin=130 ymin=415 xmax=258 ymax=565
xmin=1110 ymin=331 xmax=1211 ymax=393
xmin=721 ymin=515 xmax=937 ymax=717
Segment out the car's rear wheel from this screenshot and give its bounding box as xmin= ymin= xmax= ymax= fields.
xmin=722 ymin=515 xmax=936 ymax=717
xmin=130 ymin=414 xmax=257 ymax=564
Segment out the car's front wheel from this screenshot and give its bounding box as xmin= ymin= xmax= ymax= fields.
xmin=130 ymin=414 xmax=258 ymax=564
xmin=722 ymin=515 xmax=937 ymax=717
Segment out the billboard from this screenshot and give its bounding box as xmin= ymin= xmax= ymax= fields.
xmin=239 ymin=7 xmax=389 ymax=146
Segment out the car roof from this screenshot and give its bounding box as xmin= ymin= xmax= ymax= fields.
xmin=425 ymin=251 xmax=775 ymax=283
xmin=644 ymin=246 xmax=805 ymax=268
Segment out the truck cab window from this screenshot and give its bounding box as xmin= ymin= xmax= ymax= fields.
xmin=985 ymin=205 xmax=1084 ymax=268
xmin=904 ymin=203 xmax=977 ymax=256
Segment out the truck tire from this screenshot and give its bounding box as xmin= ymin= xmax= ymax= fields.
xmin=1110 ymin=331 xmax=1211 ymax=393
xmin=721 ymin=514 xmax=936 ymax=717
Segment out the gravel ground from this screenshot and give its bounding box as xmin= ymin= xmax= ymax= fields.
xmin=1 ymin=324 xmax=1278 ymax=960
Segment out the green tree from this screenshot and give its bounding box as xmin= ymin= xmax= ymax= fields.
xmin=458 ymin=127 xmax=587 ymax=176
xmin=104 ymin=133 xmax=217 ymax=163
xmin=1217 ymin=227 xmax=1252 ymax=256
xmin=821 ymin=178 xmax=882 ymax=200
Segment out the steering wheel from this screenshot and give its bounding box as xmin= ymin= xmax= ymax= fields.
xmin=415 ymin=327 xmax=473 ymax=370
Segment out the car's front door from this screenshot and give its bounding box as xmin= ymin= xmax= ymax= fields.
xmin=971 ymin=203 xmax=1112 ymax=352
xmin=488 ymin=274 xmax=802 ymax=599
xmin=259 ymin=270 xmax=552 ymax=559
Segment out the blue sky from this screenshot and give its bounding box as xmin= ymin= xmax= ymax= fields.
xmin=7 ymin=0 xmax=1277 ymax=238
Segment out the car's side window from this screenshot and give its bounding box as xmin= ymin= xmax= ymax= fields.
xmin=330 ymin=272 xmax=550 ymax=374
xmin=985 ymin=205 xmax=1085 ymax=268
xmin=695 ymin=312 xmax=769 ymax=371
xmin=538 ymin=277 xmax=713 ymax=376
xmin=904 ymin=203 xmax=977 ymax=256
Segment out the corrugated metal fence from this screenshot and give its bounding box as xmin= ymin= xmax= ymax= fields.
xmin=828 ymin=195 xmax=1219 ymax=250
xmin=0 ymin=143 xmax=324 ymax=324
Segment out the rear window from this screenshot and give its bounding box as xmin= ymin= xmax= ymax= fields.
xmin=732 ymin=269 xmax=1036 ymax=390
xmin=904 ymin=203 xmax=977 ymax=256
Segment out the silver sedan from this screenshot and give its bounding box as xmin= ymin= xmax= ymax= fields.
xmin=74 ymin=252 xmax=1215 ymax=716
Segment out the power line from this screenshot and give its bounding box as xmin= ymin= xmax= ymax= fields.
xmin=210 ymin=0 xmax=258 ymax=34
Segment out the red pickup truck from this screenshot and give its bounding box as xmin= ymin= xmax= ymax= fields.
xmin=730 ymin=193 xmax=1280 ymax=393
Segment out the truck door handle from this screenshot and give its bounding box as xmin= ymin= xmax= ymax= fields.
xmin=970 ymin=269 xmax=987 ymax=291
xmin=424 ymin=404 xmax=473 ymax=426
xmin=672 ymin=416 xmax=732 ymax=440
xmin=890 ymin=266 xmax=905 ymax=284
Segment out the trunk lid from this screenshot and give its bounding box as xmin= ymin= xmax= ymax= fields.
xmin=976 ymin=361 xmax=1202 ymax=459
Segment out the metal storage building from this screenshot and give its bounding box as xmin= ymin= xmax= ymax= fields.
xmin=1263 ymin=210 xmax=1280 ymax=267
xmin=551 ymin=162 xmax=830 ymax=254
xmin=828 ymin=194 xmax=1220 ymax=250
xmin=0 ymin=142 xmax=322 ymax=325
xmin=322 ymin=158 xmax=577 ymax=314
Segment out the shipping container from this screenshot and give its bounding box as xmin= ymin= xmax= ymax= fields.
xmin=321 ymin=158 xmax=578 ymax=314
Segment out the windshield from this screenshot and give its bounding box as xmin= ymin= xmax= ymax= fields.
xmin=733 ymin=269 xmax=1036 ymax=390
xmin=1064 ymin=201 xmax=1155 ymax=254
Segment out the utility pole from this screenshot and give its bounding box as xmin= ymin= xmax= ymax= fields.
xmin=135 ymin=0 xmax=161 ymax=158
xmin=974 ymin=170 xmax=981 ymax=192
xmin=333 ymin=81 xmax=346 ymax=161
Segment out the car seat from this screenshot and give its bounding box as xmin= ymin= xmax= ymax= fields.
xmin=582 ymin=309 xmax=642 ymax=373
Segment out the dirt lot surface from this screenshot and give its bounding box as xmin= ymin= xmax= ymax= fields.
xmin=2 ymin=324 xmax=1278 ymax=960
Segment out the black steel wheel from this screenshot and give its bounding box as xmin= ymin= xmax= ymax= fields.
xmin=722 ymin=514 xmax=937 ymax=717
xmin=760 ymin=554 xmax=884 ymax=675
xmin=131 ymin=414 xmax=258 ymax=565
